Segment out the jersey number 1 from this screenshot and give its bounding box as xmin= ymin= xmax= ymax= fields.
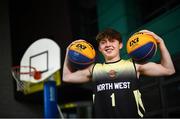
xmin=110 ymin=93 xmax=115 ymax=107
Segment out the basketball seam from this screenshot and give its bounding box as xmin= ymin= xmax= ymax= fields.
xmin=133 ymin=43 xmax=155 ymax=61
xmin=68 ymin=57 xmax=95 ymax=65
xmin=69 ymin=49 xmax=95 ymax=59
xmin=127 ymin=41 xmax=155 ymax=54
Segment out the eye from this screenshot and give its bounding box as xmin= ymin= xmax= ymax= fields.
xmin=100 ymin=40 xmax=106 ymax=45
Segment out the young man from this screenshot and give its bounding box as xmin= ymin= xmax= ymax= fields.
xmin=63 ymin=28 xmax=175 ymax=117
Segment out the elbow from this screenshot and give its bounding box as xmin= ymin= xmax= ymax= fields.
xmin=166 ymin=68 xmax=176 ymax=76
xmin=62 ymin=77 xmax=67 ymax=82
xmin=62 ymin=75 xmax=70 ymax=83
xmin=171 ymin=68 xmax=176 ymax=75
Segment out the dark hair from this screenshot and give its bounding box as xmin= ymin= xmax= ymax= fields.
xmin=96 ymin=28 xmax=122 ymax=43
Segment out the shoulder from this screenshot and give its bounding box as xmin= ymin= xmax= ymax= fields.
xmin=90 ymin=62 xmax=102 ymax=72
xmin=119 ymin=58 xmax=133 ymax=62
xmin=120 ymin=58 xmax=134 ymax=65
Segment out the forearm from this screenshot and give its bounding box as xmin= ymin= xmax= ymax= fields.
xmin=62 ymin=47 xmax=74 ymax=82
xmin=62 ymin=55 xmax=71 ymax=82
xmin=159 ymin=40 xmax=175 ymax=75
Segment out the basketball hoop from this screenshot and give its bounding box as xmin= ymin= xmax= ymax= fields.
xmin=11 ymin=66 xmax=41 ymax=92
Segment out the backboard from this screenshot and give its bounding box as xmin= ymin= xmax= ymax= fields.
xmin=20 ymin=38 xmax=60 ymax=83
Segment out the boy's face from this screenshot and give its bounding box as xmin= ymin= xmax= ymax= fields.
xmin=98 ymin=38 xmax=123 ymax=61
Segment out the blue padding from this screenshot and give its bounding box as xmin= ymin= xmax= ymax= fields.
xmin=129 ymin=42 xmax=156 ymax=62
xmin=44 ymin=81 xmax=59 ymax=118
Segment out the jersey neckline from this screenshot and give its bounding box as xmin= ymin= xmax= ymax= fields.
xmin=104 ymin=59 xmax=121 ymax=64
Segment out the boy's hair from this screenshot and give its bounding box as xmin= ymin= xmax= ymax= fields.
xmin=96 ymin=28 xmax=122 ymax=43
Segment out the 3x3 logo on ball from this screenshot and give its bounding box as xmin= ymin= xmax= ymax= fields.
xmin=129 ymin=37 xmax=139 ymax=47
xmin=75 ymin=43 xmax=87 ymax=51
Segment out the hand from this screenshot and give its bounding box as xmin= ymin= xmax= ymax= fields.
xmin=139 ymin=29 xmax=163 ymax=44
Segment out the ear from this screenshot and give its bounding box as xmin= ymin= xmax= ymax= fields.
xmin=119 ymin=42 xmax=123 ymax=49
xmin=98 ymin=45 xmax=102 ymax=52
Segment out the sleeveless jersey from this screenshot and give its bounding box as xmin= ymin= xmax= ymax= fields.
xmin=92 ymin=59 xmax=145 ymax=118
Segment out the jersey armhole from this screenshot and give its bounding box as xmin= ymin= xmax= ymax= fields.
xmin=132 ymin=59 xmax=139 ymax=80
xmin=91 ymin=63 xmax=97 ymax=82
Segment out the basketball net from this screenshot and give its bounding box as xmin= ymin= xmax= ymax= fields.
xmin=11 ymin=66 xmax=41 ymax=93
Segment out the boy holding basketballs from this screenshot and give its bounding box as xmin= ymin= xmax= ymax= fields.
xmin=63 ymin=28 xmax=175 ymax=118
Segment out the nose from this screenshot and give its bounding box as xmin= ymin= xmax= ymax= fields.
xmin=106 ymin=41 xmax=111 ymax=46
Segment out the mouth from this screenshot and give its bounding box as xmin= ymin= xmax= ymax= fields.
xmin=105 ymin=48 xmax=113 ymax=53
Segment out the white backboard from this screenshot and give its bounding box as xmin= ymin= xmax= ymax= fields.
xmin=20 ymin=38 xmax=60 ymax=83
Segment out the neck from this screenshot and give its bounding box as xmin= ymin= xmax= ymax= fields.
xmin=105 ymin=56 xmax=121 ymax=63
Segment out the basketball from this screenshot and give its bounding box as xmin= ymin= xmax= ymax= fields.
xmin=126 ymin=32 xmax=157 ymax=62
xmin=68 ymin=40 xmax=96 ymax=69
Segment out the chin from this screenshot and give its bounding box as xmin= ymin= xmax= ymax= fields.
xmin=105 ymin=55 xmax=114 ymax=60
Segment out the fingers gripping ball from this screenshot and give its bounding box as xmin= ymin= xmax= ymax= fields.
xmin=68 ymin=40 xmax=96 ymax=69
xmin=126 ymin=32 xmax=157 ymax=62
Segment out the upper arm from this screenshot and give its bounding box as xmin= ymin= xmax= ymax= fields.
xmin=63 ymin=64 xmax=94 ymax=83
xmin=136 ymin=62 xmax=174 ymax=77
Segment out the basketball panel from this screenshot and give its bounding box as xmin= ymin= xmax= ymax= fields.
xmin=69 ymin=41 xmax=95 ymax=59
xmin=129 ymin=43 xmax=156 ymax=62
xmin=68 ymin=50 xmax=94 ymax=63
